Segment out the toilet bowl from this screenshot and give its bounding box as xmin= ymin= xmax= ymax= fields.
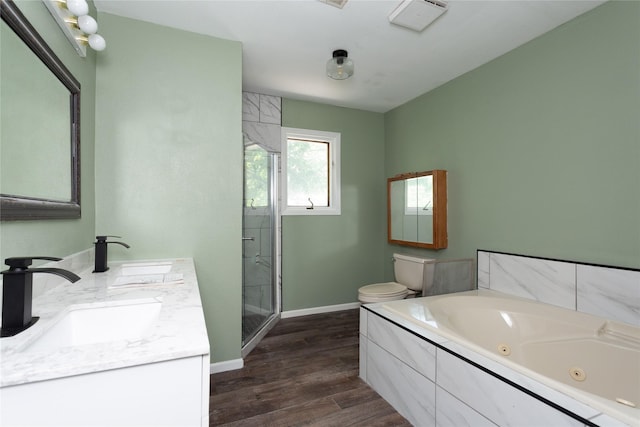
xmin=358 ymin=253 xmax=434 ymax=303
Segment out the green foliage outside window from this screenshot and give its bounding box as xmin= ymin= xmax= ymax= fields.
xmin=286 ymin=138 xmax=329 ymax=207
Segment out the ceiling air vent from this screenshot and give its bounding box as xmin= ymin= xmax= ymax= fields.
xmin=389 ymin=0 xmax=448 ymax=32
xmin=318 ymin=0 xmax=349 ymax=9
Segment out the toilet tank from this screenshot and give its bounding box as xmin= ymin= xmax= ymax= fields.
xmin=393 ymin=253 xmax=435 ymax=292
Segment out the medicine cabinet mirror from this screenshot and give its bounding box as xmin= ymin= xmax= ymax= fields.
xmin=387 ymin=170 xmax=447 ymax=249
xmin=1 ymin=0 xmax=81 ymax=220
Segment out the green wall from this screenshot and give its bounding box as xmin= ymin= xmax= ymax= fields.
xmin=0 ymin=0 xmax=96 ymax=265
xmin=384 ymin=1 xmax=640 ymax=272
xmin=281 ymin=99 xmax=386 ymax=310
xmin=94 ymin=14 xmax=243 ymax=362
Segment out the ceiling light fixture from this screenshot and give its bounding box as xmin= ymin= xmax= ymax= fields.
xmin=326 ymin=49 xmax=354 ymax=80
xmin=42 ymin=0 xmax=106 ymax=57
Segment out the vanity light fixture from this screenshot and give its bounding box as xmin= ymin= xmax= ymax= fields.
xmin=326 ymin=49 xmax=354 ymax=80
xmin=42 ymin=0 xmax=106 ymax=57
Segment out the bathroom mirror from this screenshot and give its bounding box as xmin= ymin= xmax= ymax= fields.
xmin=0 ymin=0 xmax=81 ymax=220
xmin=388 ymin=170 xmax=447 ymax=249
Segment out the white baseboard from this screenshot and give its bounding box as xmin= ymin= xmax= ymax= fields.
xmin=281 ymin=302 xmax=361 ymax=319
xmin=210 ymin=358 xmax=244 ymax=374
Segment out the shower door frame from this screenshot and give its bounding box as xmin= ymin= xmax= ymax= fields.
xmin=241 ymin=151 xmax=281 ymax=357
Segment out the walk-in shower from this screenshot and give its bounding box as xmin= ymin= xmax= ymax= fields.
xmin=242 ymin=143 xmax=279 ymax=353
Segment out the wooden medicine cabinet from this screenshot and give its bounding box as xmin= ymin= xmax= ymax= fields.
xmin=387 ymin=170 xmax=447 ymax=249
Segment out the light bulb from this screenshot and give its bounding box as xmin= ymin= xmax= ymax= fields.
xmin=326 ymin=49 xmax=354 ymax=80
xmin=88 ymin=34 xmax=106 ymax=51
xmin=77 ymin=15 xmax=98 ymax=34
xmin=66 ymin=0 xmax=89 ymax=16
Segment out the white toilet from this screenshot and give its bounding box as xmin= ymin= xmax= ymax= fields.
xmin=358 ymin=253 xmax=434 ymax=303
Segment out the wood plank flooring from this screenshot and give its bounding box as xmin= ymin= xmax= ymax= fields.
xmin=210 ymin=309 xmax=411 ymax=426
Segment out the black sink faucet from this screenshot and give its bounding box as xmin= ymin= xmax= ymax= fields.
xmin=93 ymin=235 xmax=130 ymax=273
xmin=1 ymin=257 xmax=81 ymax=338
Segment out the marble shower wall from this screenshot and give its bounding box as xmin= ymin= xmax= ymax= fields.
xmin=477 ymin=250 xmax=640 ymax=326
xmin=242 ymin=92 xmax=281 ymax=152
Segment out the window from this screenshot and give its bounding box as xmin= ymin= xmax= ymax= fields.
xmin=281 ymin=127 xmax=341 ymax=215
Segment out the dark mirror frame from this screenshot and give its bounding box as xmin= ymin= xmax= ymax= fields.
xmin=387 ymin=169 xmax=448 ymax=250
xmin=1 ymin=0 xmax=80 ymax=220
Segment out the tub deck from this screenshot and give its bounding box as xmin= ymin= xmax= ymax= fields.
xmin=372 ymin=289 xmax=640 ymax=426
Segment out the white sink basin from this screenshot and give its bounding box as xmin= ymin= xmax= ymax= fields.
xmin=120 ymin=262 xmax=172 ymax=276
xmin=24 ymin=299 xmax=162 ymax=353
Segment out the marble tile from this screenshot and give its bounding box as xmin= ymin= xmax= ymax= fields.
xmin=243 ymin=121 xmax=282 ymax=153
xmin=259 ymin=284 xmax=272 ymax=312
xmin=436 ymin=385 xmax=497 ymax=427
xmin=489 ymin=253 xmax=576 ymax=310
xmin=371 ymin=304 xmax=451 ymax=345
xmin=588 ymin=412 xmax=633 ymax=427
xmin=359 ymin=307 xmax=368 ymax=336
xmin=367 ymin=341 xmax=436 ymax=426
xmin=241 ymin=227 xmax=260 ymax=257
xmin=260 ymin=227 xmax=272 ymax=256
xmin=243 ymin=284 xmax=263 ymax=310
xmin=359 ymin=333 xmax=367 ymax=381
xmin=259 ymin=94 xmax=281 ymax=124
xmin=443 ymin=341 xmax=601 ymax=422
xmin=368 ymin=312 xmax=436 ymax=381
xmin=577 ymin=265 xmax=640 ymax=326
xmin=477 ymin=251 xmax=490 ymax=289
xmin=429 ymin=258 xmax=475 ymax=296
xmin=242 ymin=92 xmax=259 ymax=122
xmin=242 ymin=258 xmax=270 ymax=286
xmin=436 ymin=349 xmax=583 ymax=427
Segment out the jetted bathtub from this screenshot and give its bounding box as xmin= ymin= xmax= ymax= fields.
xmin=376 ymin=289 xmax=640 ymax=426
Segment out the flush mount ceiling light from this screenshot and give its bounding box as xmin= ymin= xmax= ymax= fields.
xmin=42 ymin=0 xmax=106 ymax=57
xmin=326 ymin=49 xmax=354 ymax=80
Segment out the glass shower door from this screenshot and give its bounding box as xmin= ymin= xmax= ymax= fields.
xmin=242 ymin=144 xmax=277 ymax=345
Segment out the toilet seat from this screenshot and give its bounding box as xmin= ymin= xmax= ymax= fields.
xmin=358 ymin=282 xmax=408 ymax=303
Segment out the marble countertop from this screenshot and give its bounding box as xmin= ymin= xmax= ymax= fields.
xmin=0 ymin=256 xmax=209 ymax=387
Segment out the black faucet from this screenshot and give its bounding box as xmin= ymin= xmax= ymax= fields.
xmin=93 ymin=235 xmax=130 ymax=273
xmin=1 ymin=257 xmax=81 ymax=338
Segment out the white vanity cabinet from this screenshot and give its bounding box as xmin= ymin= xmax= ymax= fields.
xmin=0 ymin=256 xmax=210 ymax=427
xmin=1 ymin=355 xmax=209 ymax=426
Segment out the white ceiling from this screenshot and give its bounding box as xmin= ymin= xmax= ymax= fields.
xmin=94 ymin=0 xmax=606 ymax=113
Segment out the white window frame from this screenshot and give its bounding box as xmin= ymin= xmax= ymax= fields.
xmin=281 ymin=127 xmax=341 ymax=216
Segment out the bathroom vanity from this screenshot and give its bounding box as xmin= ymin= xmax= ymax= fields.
xmin=0 ymin=254 xmax=210 ymax=426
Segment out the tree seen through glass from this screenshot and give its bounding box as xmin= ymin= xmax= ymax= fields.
xmin=286 ymin=138 xmax=329 ymax=207
xmin=244 ymin=144 xmax=269 ymax=208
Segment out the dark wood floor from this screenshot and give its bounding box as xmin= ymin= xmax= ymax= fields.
xmin=210 ymin=309 xmax=411 ymax=426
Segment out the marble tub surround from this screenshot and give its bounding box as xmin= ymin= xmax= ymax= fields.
xmin=478 ymin=250 xmax=640 ymax=326
xmin=0 ymin=257 xmax=209 ymax=387
xmin=361 ymin=292 xmax=640 ymax=427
